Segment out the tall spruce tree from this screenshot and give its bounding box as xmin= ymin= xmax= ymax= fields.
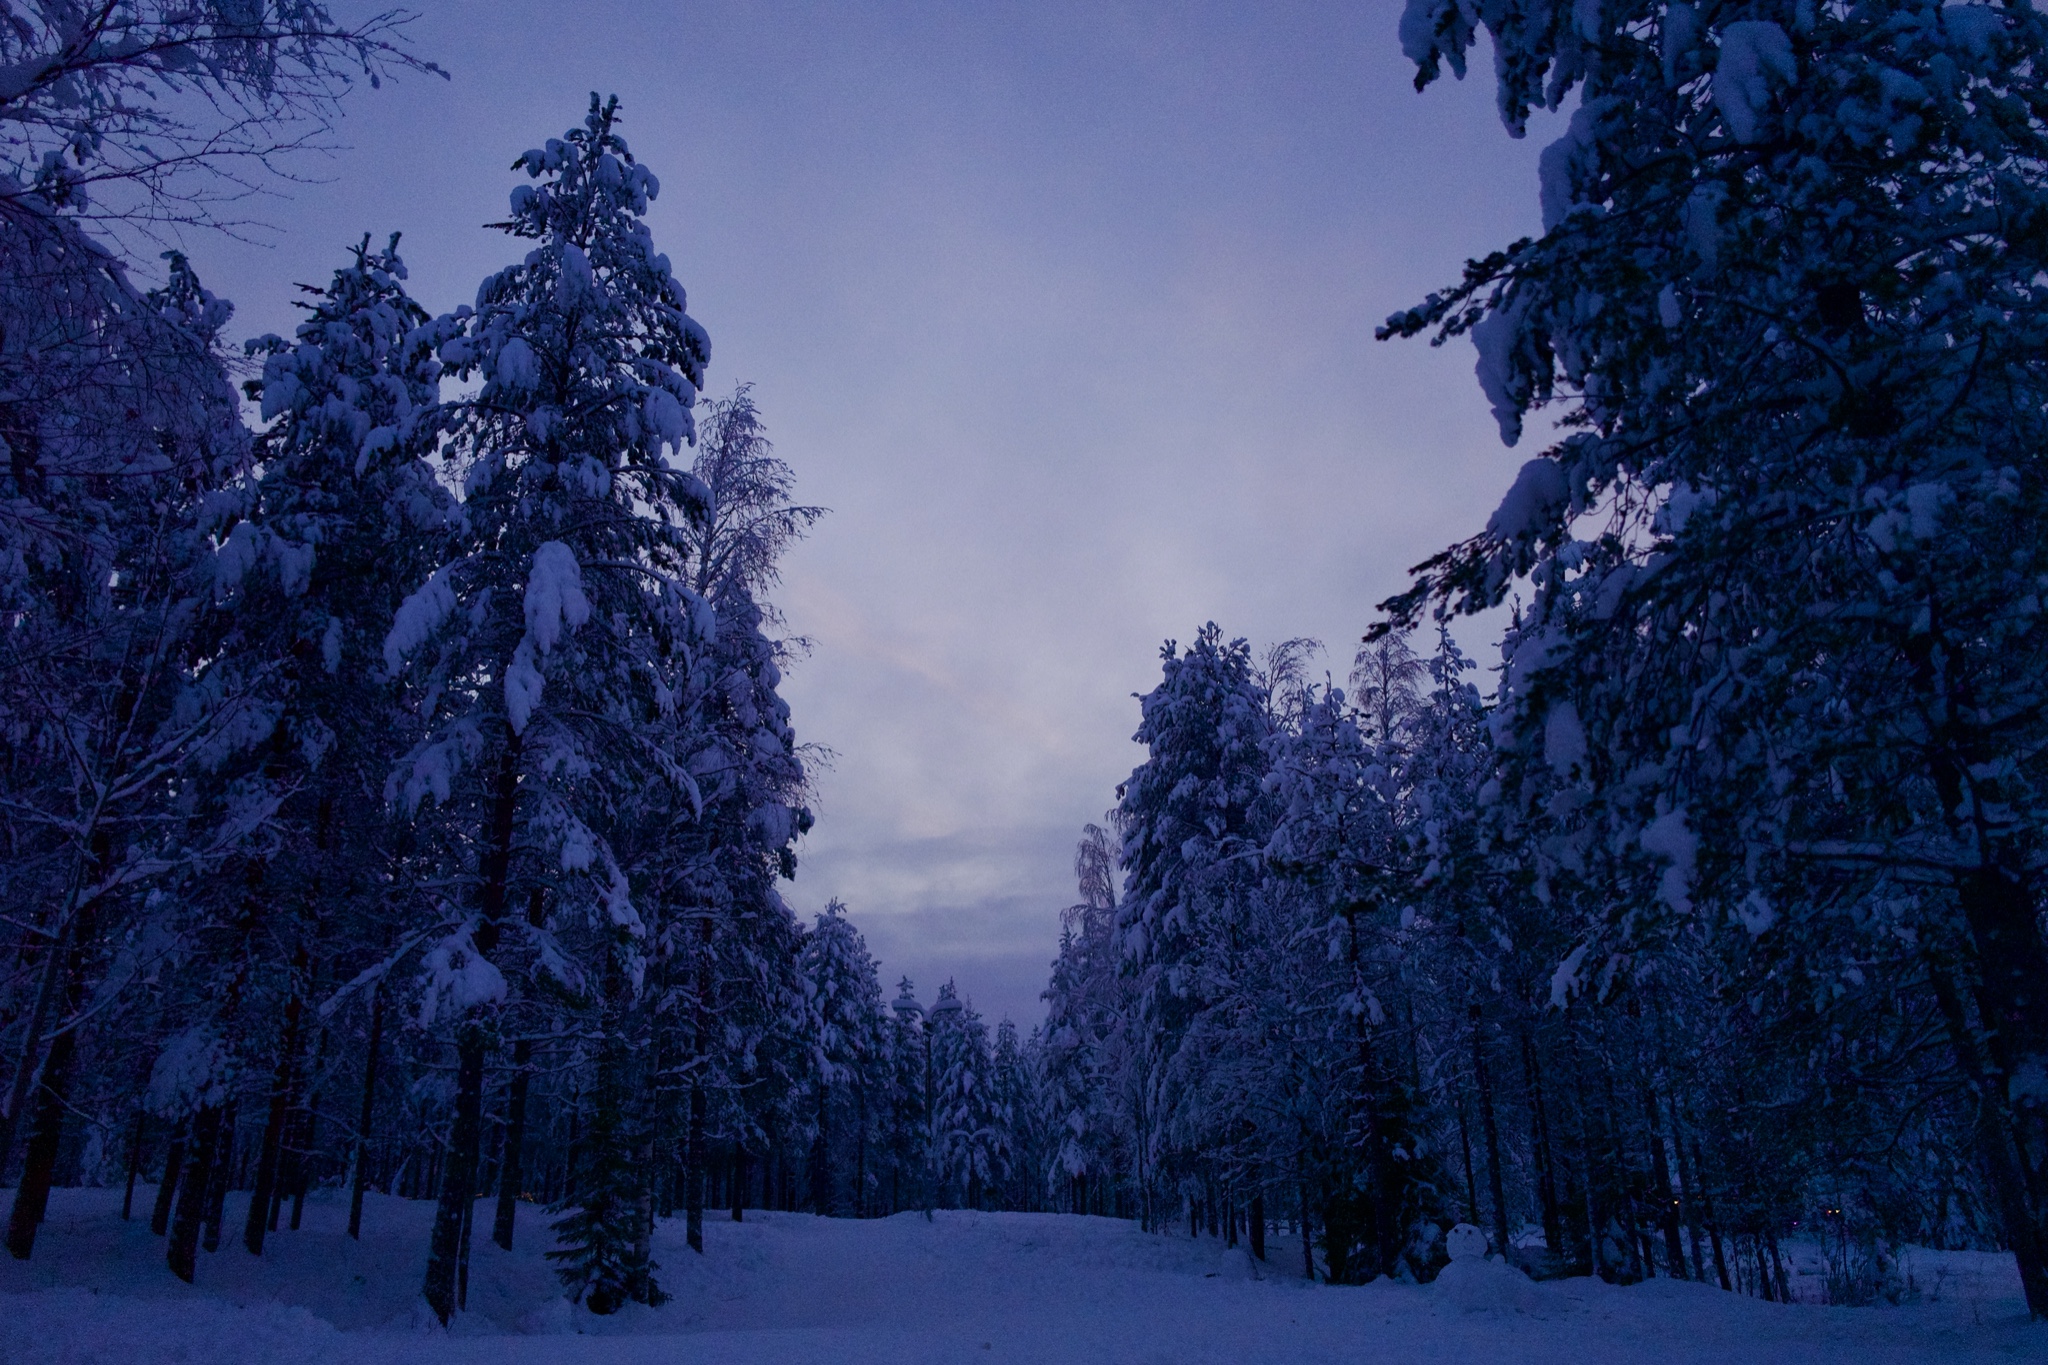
xmin=1387 ymin=0 xmax=2048 ymax=1314
xmin=383 ymin=94 xmax=715 ymax=1323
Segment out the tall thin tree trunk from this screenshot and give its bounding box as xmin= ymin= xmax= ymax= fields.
xmin=1645 ymin=1086 xmax=1687 ymax=1279
xmin=1471 ymin=1005 xmax=1509 ymax=1259
xmin=349 ymin=983 xmax=385 ymax=1240
xmin=1298 ymin=1176 xmax=1315 ymax=1281
xmin=423 ymin=1029 xmax=487 ymax=1324
xmin=167 ymin=1105 xmax=223 ymax=1282
xmin=284 ymin=1024 xmax=323 ymax=1233
xmin=686 ymin=1081 xmax=706 ymax=1252
xmin=1456 ymin=1097 xmax=1479 ymax=1223
xmin=1671 ymin=1100 xmax=1708 ymax=1282
xmin=1249 ymin=1191 xmax=1265 ymax=1260
xmin=2 ymin=879 xmax=103 ymax=1261
xmin=1522 ymin=1027 xmax=1561 ymax=1255
xmin=493 ymin=1037 xmax=534 ymax=1251
xmin=4 ymin=1019 xmax=80 ymax=1258
xmin=731 ymin=1149 xmax=746 ymax=1222
xmin=0 ymin=869 xmax=89 ymax=1182
xmin=458 ymin=1176 xmax=475 ymax=1311
xmin=200 ymin=1100 xmax=235 ymax=1253
xmin=122 ymin=1112 xmax=146 ymax=1221
xmin=244 ymin=983 xmax=305 ymax=1255
xmin=422 ymin=732 xmax=519 ymax=1323
xmin=151 ymin=1126 xmax=185 ymax=1236
xmin=1948 ymin=870 xmax=2048 ymax=1318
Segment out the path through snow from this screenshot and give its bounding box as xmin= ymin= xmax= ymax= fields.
xmin=1 ymin=1188 xmax=2041 ymax=1363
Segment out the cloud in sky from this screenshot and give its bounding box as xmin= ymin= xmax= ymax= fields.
xmin=187 ymin=0 xmax=1564 ymax=1026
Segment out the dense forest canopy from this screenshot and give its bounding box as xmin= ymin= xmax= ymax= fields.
xmin=1 ymin=0 xmax=2045 ymax=1330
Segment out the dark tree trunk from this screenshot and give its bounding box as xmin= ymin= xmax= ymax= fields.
xmin=458 ymin=1176 xmax=475 ymax=1312
xmin=1645 ymin=1087 xmax=1687 ymax=1279
xmin=3 ymin=885 xmax=102 ymax=1260
xmin=151 ymin=1127 xmax=185 ymax=1236
xmin=122 ymin=1112 xmax=146 ymax=1221
xmin=1952 ymin=868 xmax=2048 ymax=1318
xmin=1703 ymin=1168 xmax=1731 ymax=1291
xmin=244 ymin=986 xmax=305 ymax=1255
xmin=1471 ymin=1006 xmax=1509 ymax=1260
xmin=1298 ymin=1177 xmax=1315 ymax=1281
xmin=1456 ymin=1097 xmax=1479 ymax=1223
xmin=284 ymin=1025 xmax=323 ymax=1233
xmin=422 ymin=732 xmax=519 ymax=1323
xmin=686 ymin=1081 xmax=706 ymax=1252
xmin=167 ymin=1105 xmax=223 ymax=1282
xmin=492 ymin=1036 xmax=534 ymax=1251
xmin=200 ymin=1101 xmax=236 ymax=1253
xmin=731 ymin=1148 xmax=746 ymax=1222
xmin=1671 ymin=1103 xmax=1709 ymax=1283
xmin=347 ymin=977 xmax=385 ymax=1241
xmin=1522 ymin=1028 xmax=1562 ymax=1256
xmin=423 ymin=1028 xmax=487 ymax=1324
xmin=1249 ymin=1191 xmax=1266 ymax=1260
xmin=4 ymin=1019 xmax=79 ymax=1258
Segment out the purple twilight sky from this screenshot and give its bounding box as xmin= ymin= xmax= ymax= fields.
xmin=185 ymin=0 xmax=1565 ymax=1028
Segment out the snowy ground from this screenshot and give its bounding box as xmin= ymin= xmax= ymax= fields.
xmin=2 ymin=1188 xmax=2041 ymax=1364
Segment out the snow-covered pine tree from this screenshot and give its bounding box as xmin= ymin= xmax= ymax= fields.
xmin=929 ymin=982 xmax=1005 ymax=1209
xmin=633 ymin=387 xmax=815 ymax=1242
xmin=1387 ymin=0 xmax=2048 ymax=1314
xmin=1041 ymin=824 xmax=1131 ymax=1215
xmin=1262 ymin=678 xmax=1433 ymax=1281
xmin=1115 ymin=626 xmax=1273 ymax=1224
xmin=199 ymin=233 xmax=459 ymax=1260
xmin=0 ymin=238 xmax=269 ymax=1266
xmin=381 ymin=94 xmax=715 ymax=1323
xmin=886 ymin=980 xmax=932 ymax=1214
xmin=795 ymin=901 xmax=883 ymax=1216
xmin=547 ymin=1018 xmax=662 ymax=1313
xmin=991 ymin=1019 xmax=1039 ymax=1211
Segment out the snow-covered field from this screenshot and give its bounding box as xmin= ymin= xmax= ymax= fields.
xmin=2 ymin=1188 xmax=2041 ymax=1364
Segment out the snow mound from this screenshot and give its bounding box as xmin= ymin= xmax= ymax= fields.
xmin=1435 ymin=1253 xmax=1541 ymax=1314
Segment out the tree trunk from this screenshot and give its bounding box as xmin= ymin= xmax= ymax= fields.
xmin=492 ymin=1036 xmax=534 ymax=1250
xmin=1671 ymin=1102 xmax=1709 ymax=1283
xmin=4 ymin=1017 xmax=79 ymax=1259
xmin=285 ymin=1026 xmax=323 ymax=1233
xmin=349 ymin=982 xmax=384 ymax=1240
xmin=1952 ymin=868 xmax=2048 ymax=1318
xmin=1249 ymin=1191 xmax=1266 ymax=1260
xmin=1522 ymin=1028 xmax=1562 ymax=1256
xmin=686 ymin=1081 xmax=706 ymax=1252
xmin=151 ymin=1127 xmax=185 ymax=1236
xmin=458 ymin=1175 xmax=475 ymax=1312
xmin=0 ymin=871 xmax=90 ymax=1182
xmin=1645 ymin=1086 xmax=1687 ymax=1280
xmin=167 ymin=1104 xmax=223 ymax=1282
xmin=1471 ymin=1005 xmax=1509 ymax=1260
xmin=200 ymin=1100 xmax=235 ymax=1253
xmin=2 ymin=881 xmax=103 ymax=1261
xmin=1298 ymin=1176 xmax=1315 ymax=1281
xmin=630 ymin=1126 xmax=657 ymax=1304
xmin=244 ymin=985 xmax=305 ymax=1255
xmin=121 ymin=1112 xmax=146 ymax=1221
xmin=422 ymin=731 xmax=519 ymax=1323
xmin=423 ymin=1028 xmax=487 ymax=1324
xmin=731 ymin=1148 xmax=746 ymax=1222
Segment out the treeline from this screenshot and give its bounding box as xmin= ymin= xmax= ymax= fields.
xmin=1037 ymin=626 xmax=1989 ymax=1302
xmin=1024 ymin=0 xmax=2048 ymax=1320
xmin=0 ymin=3 xmax=930 ymax=1322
